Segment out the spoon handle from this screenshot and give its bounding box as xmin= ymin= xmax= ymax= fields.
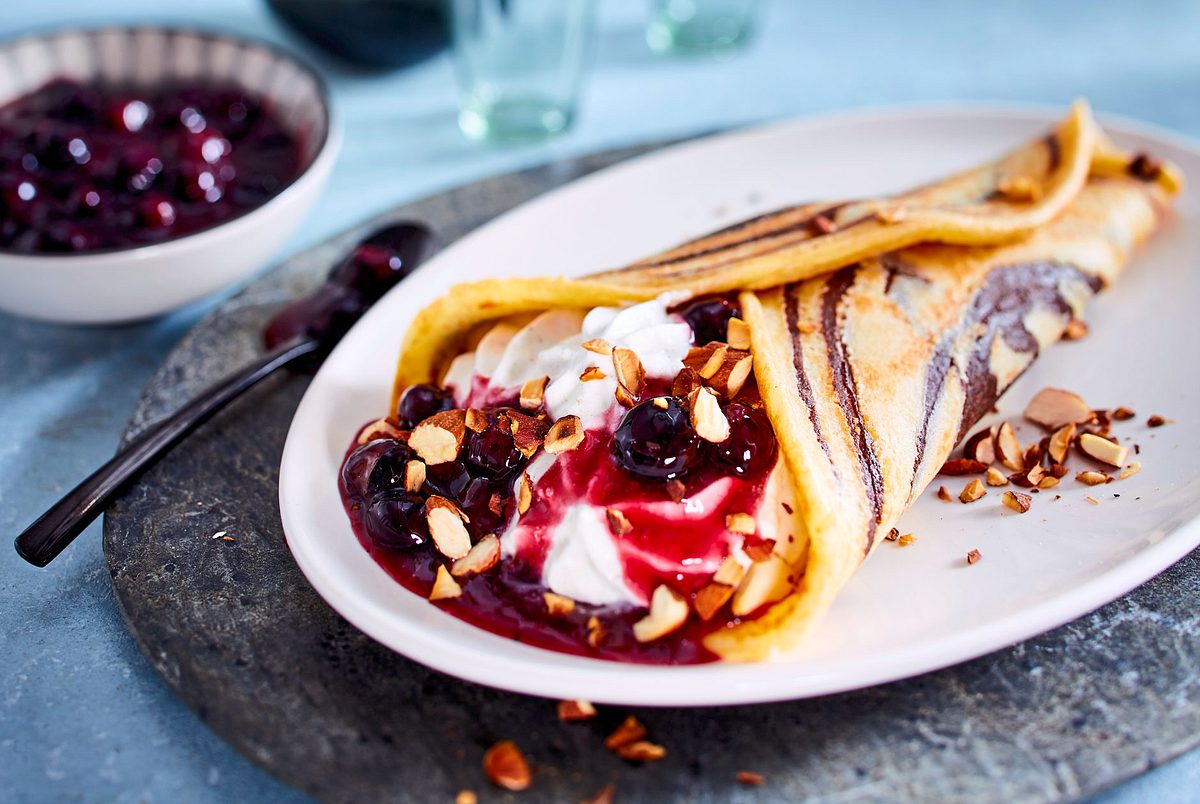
xmin=14 ymin=337 xmax=321 ymax=567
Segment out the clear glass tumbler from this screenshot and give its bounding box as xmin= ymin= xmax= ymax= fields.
xmin=646 ymin=0 xmax=759 ymax=55
xmin=452 ymin=0 xmax=595 ymax=143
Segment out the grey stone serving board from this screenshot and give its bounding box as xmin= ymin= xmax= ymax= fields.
xmin=103 ymin=142 xmax=1200 ymax=804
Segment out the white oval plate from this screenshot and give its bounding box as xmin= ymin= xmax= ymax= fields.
xmin=280 ymin=104 xmax=1200 ymax=706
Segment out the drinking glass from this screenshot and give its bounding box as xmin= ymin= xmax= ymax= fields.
xmin=646 ymin=0 xmax=760 ymax=55
xmin=452 ymin=0 xmax=595 ymax=143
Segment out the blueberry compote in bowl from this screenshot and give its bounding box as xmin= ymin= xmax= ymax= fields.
xmin=0 ymin=28 xmax=338 ymax=323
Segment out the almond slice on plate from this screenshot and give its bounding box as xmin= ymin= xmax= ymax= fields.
xmin=995 ymin=422 xmax=1025 ymax=472
xmin=1024 ymin=387 xmax=1092 ymax=430
xmin=1001 ymin=490 xmax=1032 ymax=513
xmin=1078 ymin=432 xmax=1129 ymax=467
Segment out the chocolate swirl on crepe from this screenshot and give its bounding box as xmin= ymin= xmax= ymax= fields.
xmin=385 ymin=102 xmax=1181 ymax=661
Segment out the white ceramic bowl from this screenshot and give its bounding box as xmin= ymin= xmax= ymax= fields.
xmin=0 ymin=27 xmax=339 ymax=324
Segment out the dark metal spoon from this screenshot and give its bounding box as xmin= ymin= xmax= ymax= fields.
xmin=14 ymin=221 xmax=436 ymax=567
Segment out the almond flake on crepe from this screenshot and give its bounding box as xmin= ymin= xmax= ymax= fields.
xmin=1024 ymin=387 xmax=1092 ymax=430
xmin=616 ymin=741 xmax=666 ymax=762
xmin=581 ymin=338 xmax=613 ymax=355
xmin=726 ymin=317 xmax=751 ymax=350
xmin=693 ymin=582 xmax=735 ymax=621
xmin=966 ymin=549 xmax=983 ymax=565
xmin=544 ymin=592 xmax=576 ymax=616
xmin=544 ymin=415 xmax=585 ymax=454
xmin=1002 ymin=490 xmax=1032 ymax=513
xmin=986 ymin=467 xmax=1009 ymax=487
xmin=357 ymin=417 xmax=403 ymax=444
xmin=995 ymin=422 xmax=1025 ymax=472
xmin=731 ymin=554 xmax=792 ymax=615
xmin=519 ymin=376 xmax=549 ymax=410
xmin=426 ymin=496 xmax=471 ymax=559
xmin=612 ymin=347 xmax=645 ymax=396
xmin=517 ymin=472 xmax=533 ymax=514
xmin=409 ymin=410 xmax=467 ymax=464
xmin=997 ymin=175 xmax=1042 ymax=201
xmin=1048 ymin=423 xmax=1076 ymax=464
xmin=1078 ymin=433 xmax=1129 ymax=467
xmin=672 ymin=367 xmax=702 ymax=398
xmin=725 ymin=512 xmax=755 ymax=535
xmin=556 ymin=699 xmax=596 ymax=722
xmin=483 ymin=741 xmax=532 ymax=791
xmin=712 ymin=556 xmax=745 ymax=586
xmin=632 ymin=585 xmax=689 ymax=642
xmin=959 ymin=479 xmax=987 ymax=503
xmin=404 ymin=460 xmax=426 ymax=493
xmin=876 ymin=204 xmax=907 ymax=224
xmin=604 ymin=716 xmax=647 ymax=750
xmin=737 ymin=771 xmax=766 ymax=787
xmin=580 ymin=366 xmax=607 ymax=382
xmin=689 ymin=387 xmax=730 ymax=443
xmin=429 ymin=565 xmax=462 ymax=600
xmin=1063 ymin=319 xmax=1090 ymax=340
xmin=743 ymin=539 xmax=776 ymax=562
xmin=1076 ymin=470 xmax=1111 ymax=486
xmin=451 ymin=535 xmax=500 ymax=577
xmin=1118 ymin=461 xmax=1143 ymax=480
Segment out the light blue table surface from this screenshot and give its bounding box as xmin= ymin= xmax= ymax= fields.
xmin=2 ymin=1 xmax=1198 ymax=801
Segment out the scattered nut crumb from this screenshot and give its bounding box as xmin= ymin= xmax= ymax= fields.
xmin=606 ymin=508 xmax=633 ymax=536
xmin=936 ymin=485 xmax=952 ymax=502
xmin=1147 ymin=414 xmax=1172 ymax=427
xmin=455 ymin=791 xmax=477 ymax=804
xmin=544 ymin=592 xmax=576 ymax=616
xmin=725 ymin=512 xmax=756 ymax=534
xmin=726 ymin=317 xmax=752 ymax=350
xmin=580 ymin=783 xmax=616 ymax=804
xmin=1086 ymin=495 xmax=1100 ymax=505
xmin=1118 ymin=461 xmax=1143 ymax=480
xmin=897 ymin=533 xmax=917 ymax=546
xmin=1112 ymin=406 xmax=1136 ymax=421
xmin=1001 ymin=490 xmax=1032 ymax=513
xmin=986 ymin=467 xmax=1009 ymax=487
xmin=429 ymin=565 xmax=463 ymax=600
xmin=737 ymin=771 xmax=766 ymax=786
xmin=966 ymin=549 xmax=982 ymax=565
xmin=556 ymin=699 xmax=596 ymax=722
xmin=581 ymin=338 xmax=613 ymax=355
xmin=1063 ymin=319 xmax=1089 ymax=340
xmin=604 ymin=716 xmax=647 ymax=750
xmin=959 ymin=479 xmax=987 ymax=503
xmin=615 ymin=741 xmax=666 ymax=762
xmin=885 ymin=527 xmax=900 ymax=542
xmin=1076 ymin=470 xmax=1111 ymax=486
xmin=483 ymin=741 xmax=532 ymax=791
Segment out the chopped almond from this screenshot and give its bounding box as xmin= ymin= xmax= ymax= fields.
xmin=940 ymin=458 xmax=988 ymax=475
xmin=1112 ymin=406 xmax=1136 ymax=421
xmin=580 ymin=366 xmax=606 ymax=382
xmin=876 ymin=204 xmax=907 ymax=224
xmin=995 ymin=422 xmax=1025 ymax=472
xmin=409 ymin=410 xmax=467 ymax=464
xmin=743 ymin=539 xmax=776 ymax=562
xmin=725 ymin=512 xmax=756 ymax=535
xmin=726 ymin=317 xmax=752 ymax=350
xmin=731 ymin=555 xmax=792 ymax=615
xmin=665 ymin=479 xmax=686 ymax=503
xmin=1024 ymin=387 xmax=1092 ymax=430
xmin=404 ymin=460 xmax=426 ymax=493
xmin=483 ymin=741 xmax=531 ymax=791
xmin=632 ymin=585 xmax=689 ymax=642
xmin=1048 ymin=463 xmax=1069 ymax=478
xmin=1038 ymin=475 xmax=1060 ymax=489
xmin=1063 ymin=319 xmax=1089 ymax=340
xmin=451 ymin=535 xmax=500 ymax=577
xmin=689 ymin=387 xmax=730 ymax=443
xmin=612 ymin=347 xmax=645 ymax=396
xmin=986 ymin=466 xmax=1009 ymax=487
xmin=672 ymin=366 xmax=702 ymax=398
xmin=356 ymin=417 xmax=404 ymax=444
xmin=604 ymin=716 xmax=647 ymax=750
xmin=713 ymin=556 xmax=745 ymax=586
xmin=426 ymin=498 xmax=472 ymax=559
xmin=1086 ymin=495 xmax=1100 ymax=505
xmin=684 ymin=342 xmax=729 ymax=380
xmin=545 ymin=415 xmax=585 ymax=454
xmin=586 ymin=616 xmax=605 ymax=647
xmin=1076 ymin=470 xmax=1111 ymax=486
xmin=465 ymin=408 xmax=487 ymax=433
xmin=606 ymin=508 xmax=632 ymax=536
xmin=962 ymin=428 xmax=997 ymax=465
xmin=936 ymin=485 xmax=952 ymax=502
xmin=705 ymin=350 xmax=754 ymax=398
xmin=1048 ymin=423 xmax=1075 ymax=464
xmin=1147 ymin=414 xmax=1172 ymax=427
xmin=455 ymin=791 xmax=477 ymax=804
xmin=507 ymin=410 xmax=551 ymax=456
xmin=1118 ymin=461 xmax=1143 ymax=480
xmin=693 ymin=582 xmax=735 ymax=621
xmin=1002 ymin=490 xmax=1032 ymax=513
xmin=517 ymin=472 xmax=533 ymax=514
xmin=616 ymin=741 xmax=666 ymax=762
xmin=897 ymin=533 xmax=917 ymax=547
xmin=429 ymin=565 xmax=462 ymax=600
xmin=580 ymin=784 xmax=615 ymax=804
xmin=959 ymin=478 xmax=987 ymax=503
xmin=556 ymin=699 xmax=596 ymax=722
xmin=615 ymin=384 xmax=637 ymax=408
xmin=652 ymin=397 xmax=669 ymax=409
xmin=1010 ymin=463 xmax=1046 ymax=488
xmin=519 ymin=375 xmax=549 ymax=410
xmin=581 ymin=338 xmax=612 ymax=355
xmin=1078 ymin=432 xmax=1129 ymax=467
xmin=885 ymin=528 xmax=900 ymax=542
xmin=544 ymin=592 xmax=576 ymax=616
xmin=966 ymin=549 xmax=982 ymax=565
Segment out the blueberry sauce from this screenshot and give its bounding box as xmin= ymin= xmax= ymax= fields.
xmin=0 ymin=78 xmax=303 ymax=254
xmin=338 ymin=296 xmax=782 ymax=664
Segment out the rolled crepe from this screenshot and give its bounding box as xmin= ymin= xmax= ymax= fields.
xmin=387 ymin=108 xmax=1181 ymax=660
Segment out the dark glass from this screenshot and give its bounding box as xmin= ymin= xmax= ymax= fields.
xmin=265 ymin=0 xmax=448 ymax=70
